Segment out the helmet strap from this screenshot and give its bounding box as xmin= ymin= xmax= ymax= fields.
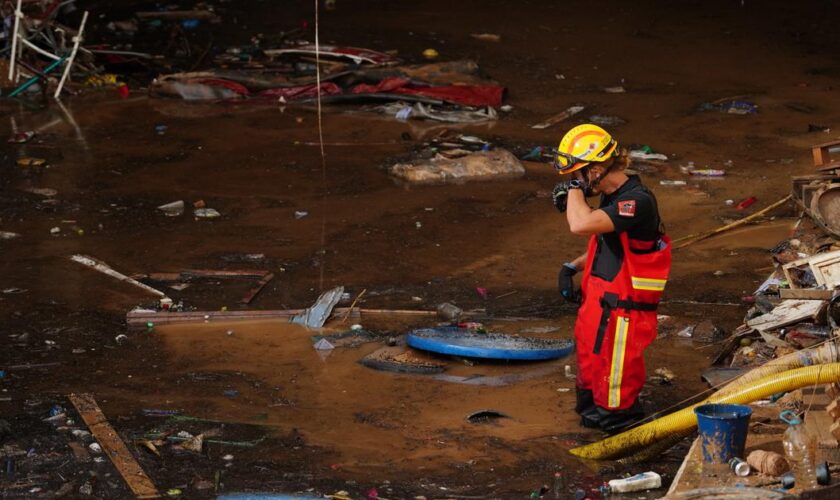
xmin=583 ymin=157 xmax=616 ymax=194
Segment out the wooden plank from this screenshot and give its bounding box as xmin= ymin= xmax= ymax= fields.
xmin=811 ymin=139 xmax=840 ymax=150
xmin=666 ymin=437 xmax=698 ymax=496
xmin=127 ymin=308 xmax=302 ymax=327
xmin=127 ymin=307 xmax=440 ymax=327
xmin=182 ymin=269 xmax=269 ymax=279
xmin=668 ymin=405 xmax=789 ymax=495
xmin=801 ymin=482 xmax=840 ymax=500
xmin=780 ymin=288 xmax=833 ymax=300
xmin=68 ymin=393 xmax=160 ymax=499
xmin=814 ymin=143 xmax=833 ymax=167
xmin=746 ymin=299 xmax=825 ymax=331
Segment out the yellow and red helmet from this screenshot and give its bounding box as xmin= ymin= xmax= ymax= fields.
xmin=555 ymin=124 xmax=618 ymax=175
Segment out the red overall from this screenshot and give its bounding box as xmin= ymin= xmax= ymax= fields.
xmin=574 ymin=232 xmax=672 ymax=410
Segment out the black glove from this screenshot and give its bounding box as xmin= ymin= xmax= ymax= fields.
xmin=558 ymin=263 xmax=582 ymax=304
xmin=552 ymin=180 xmax=583 ymax=213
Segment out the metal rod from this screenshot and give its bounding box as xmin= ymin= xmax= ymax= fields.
xmin=8 ymin=56 xmax=65 ymax=97
xmin=8 ymin=0 xmax=23 ymax=81
xmin=54 ymin=10 xmax=88 ymax=99
xmin=19 ymin=38 xmax=61 ymax=60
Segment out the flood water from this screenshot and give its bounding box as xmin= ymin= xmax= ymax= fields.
xmin=3 ymin=0 xmax=840 ymax=497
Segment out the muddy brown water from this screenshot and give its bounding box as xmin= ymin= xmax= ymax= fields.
xmin=4 ymin=0 xmax=840 ymax=497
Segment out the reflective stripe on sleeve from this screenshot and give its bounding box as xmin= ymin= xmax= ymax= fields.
xmin=631 ymin=276 xmax=667 ymax=291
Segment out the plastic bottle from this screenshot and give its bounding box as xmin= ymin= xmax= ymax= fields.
xmin=552 ymin=471 xmax=563 ymax=498
xmin=606 ymin=471 xmax=661 ymax=493
xmin=780 ymin=410 xmax=817 ymax=490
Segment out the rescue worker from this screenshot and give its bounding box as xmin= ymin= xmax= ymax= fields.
xmin=551 ymin=124 xmax=671 ymax=434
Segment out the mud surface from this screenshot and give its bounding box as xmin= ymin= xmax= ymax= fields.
xmin=3 ymin=0 xmax=840 ymax=497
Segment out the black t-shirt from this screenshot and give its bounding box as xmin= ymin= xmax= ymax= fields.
xmin=590 ymin=175 xmax=662 ymax=282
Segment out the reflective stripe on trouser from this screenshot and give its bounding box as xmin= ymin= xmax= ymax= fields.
xmin=608 ymin=316 xmax=629 ymax=408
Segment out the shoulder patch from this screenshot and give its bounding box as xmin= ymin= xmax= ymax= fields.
xmin=617 ymin=200 xmax=636 ymax=217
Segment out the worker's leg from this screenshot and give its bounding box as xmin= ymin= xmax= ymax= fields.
xmin=589 ymin=314 xmax=653 ymax=433
xmin=572 ymin=291 xmax=600 ymax=415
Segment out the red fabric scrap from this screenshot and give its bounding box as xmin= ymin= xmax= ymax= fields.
xmin=351 ymin=77 xmax=412 ymax=94
xmin=251 ymin=78 xmax=504 ymax=106
xmin=195 ymin=79 xmax=250 ymax=95
xmin=258 ymin=82 xmax=343 ymax=100
xmin=351 ymin=76 xmax=504 ymax=107
xmin=393 ymin=83 xmax=504 ymax=107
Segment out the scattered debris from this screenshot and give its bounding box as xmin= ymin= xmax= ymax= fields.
xmin=653 ymin=367 xmax=676 ymax=384
xmin=375 ymin=101 xmax=498 ymax=123
xmin=8 ymin=131 xmax=36 ymax=143
xmin=390 ymin=149 xmax=525 ymax=184
xmin=589 ymin=115 xmax=626 ymax=126
xmin=313 ymin=338 xmax=335 ymax=351
xmin=466 ymin=409 xmax=511 ymax=424
xmin=470 ymin=33 xmax=501 ymax=42
xmin=194 ymin=208 xmax=221 ymax=219
xmin=436 ymin=302 xmax=463 ymax=321
xmin=607 ymin=472 xmax=661 ymax=493
xmin=531 ymin=105 xmax=585 ymax=129
xmin=157 ymin=200 xmax=185 ymax=217
xmin=290 ymin=286 xmax=345 ymax=328
xmin=699 ymin=98 xmax=759 ymax=115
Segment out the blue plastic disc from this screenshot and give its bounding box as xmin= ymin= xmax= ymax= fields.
xmin=406 ymin=327 xmax=574 ymax=360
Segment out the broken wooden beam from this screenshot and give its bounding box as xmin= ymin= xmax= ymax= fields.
xmin=239 ymin=272 xmax=274 ymax=305
xmin=71 ymin=255 xmax=167 ymax=298
xmin=782 ymin=249 xmax=840 ymax=289
xmin=746 ymin=299 xmax=826 ymax=332
xmin=68 ymin=393 xmax=160 ymax=499
xmin=779 ymin=288 xmax=833 ymax=300
xmin=827 ymin=399 xmax=840 ymax=420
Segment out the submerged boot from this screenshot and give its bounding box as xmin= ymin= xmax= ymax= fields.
xmin=574 ymin=388 xmax=595 ymax=415
xmin=580 ymin=406 xmax=603 ymax=429
xmin=596 ymin=400 xmax=645 ymax=435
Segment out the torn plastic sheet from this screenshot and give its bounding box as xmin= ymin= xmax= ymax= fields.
xmin=263 ymin=44 xmax=401 ymax=66
xmin=374 ymin=102 xmax=497 ymax=123
xmin=290 ymin=286 xmax=345 ymax=328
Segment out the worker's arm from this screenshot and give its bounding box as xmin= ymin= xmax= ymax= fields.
xmin=569 ymin=252 xmax=587 ymax=271
xmin=565 ymin=189 xmax=615 ymax=235
xmin=559 ymin=251 xmax=588 ymax=303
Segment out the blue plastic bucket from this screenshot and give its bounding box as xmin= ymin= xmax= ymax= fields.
xmin=694 ymin=403 xmax=752 ymax=464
